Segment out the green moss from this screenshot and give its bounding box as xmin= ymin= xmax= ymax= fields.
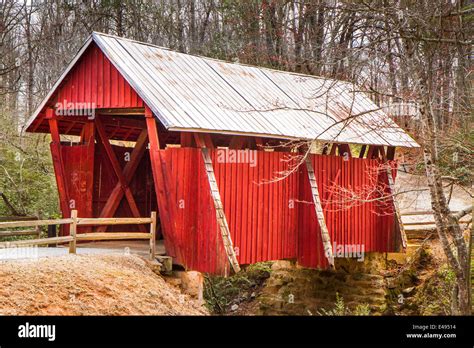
xmin=203 ymin=262 xmax=272 ymax=314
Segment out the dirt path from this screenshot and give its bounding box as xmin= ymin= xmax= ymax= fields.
xmin=0 ymin=254 xmax=207 ymax=315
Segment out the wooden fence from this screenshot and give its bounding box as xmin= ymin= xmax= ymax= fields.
xmin=0 ymin=216 xmax=41 ymax=238
xmin=401 ymin=211 xmax=472 ymax=227
xmin=0 ymin=210 xmax=157 ymax=260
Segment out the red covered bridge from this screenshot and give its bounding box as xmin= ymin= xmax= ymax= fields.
xmin=25 ymin=32 xmax=418 ymax=275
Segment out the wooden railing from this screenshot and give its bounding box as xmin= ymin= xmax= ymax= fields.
xmin=0 ymin=210 xmax=157 ymax=260
xmin=401 ymin=211 xmax=472 ymax=227
xmin=0 ymin=216 xmax=41 ymax=239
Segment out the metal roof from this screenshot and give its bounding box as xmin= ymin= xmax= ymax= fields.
xmin=26 ymin=32 xmax=419 ymax=148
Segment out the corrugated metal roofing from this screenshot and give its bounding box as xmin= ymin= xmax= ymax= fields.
xmin=26 ymin=32 xmax=418 ymax=148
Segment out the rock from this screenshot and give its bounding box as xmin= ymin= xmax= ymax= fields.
xmin=145 ymin=259 xmax=162 ymax=274
xmin=175 ymin=271 xmax=204 ymax=302
xmin=402 ymin=286 xmax=416 ymax=294
xmin=271 ymin=260 xmax=293 ymax=271
xmin=164 ymin=277 xmax=182 ymax=287
xmin=230 ymin=304 xmax=239 ymax=311
xmin=386 ymin=277 xmax=397 ymax=289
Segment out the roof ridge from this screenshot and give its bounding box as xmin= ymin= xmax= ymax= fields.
xmin=90 ymin=31 xmax=352 ymax=86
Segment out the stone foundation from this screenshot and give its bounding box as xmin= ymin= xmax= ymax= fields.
xmin=257 ymin=254 xmax=388 ymax=315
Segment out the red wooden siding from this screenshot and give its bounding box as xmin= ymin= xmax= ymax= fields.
xmin=212 ymin=150 xmax=299 ymax=265
xmin=297 ymin=155 xmax=397 ymax=269
xmin=156 ymin=149 xmax=398 ymax=274
xmin=92 ymin=145 xmax=156 ymax=232
xmin=59 ymin=143 xmax=156 ymax=234
xmin=58 ymin=144 xmax=94 ymax=234
xmin=157 ymin=148 xmax=228 ymax=275
xmin=55 ymin=43 xmax=144 ymax=110
xmin=58 ymin=144 xmax=398 ymax=274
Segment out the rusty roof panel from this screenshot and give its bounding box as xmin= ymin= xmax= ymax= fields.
xmin=26 ymin=32 xmax=419 ymax=148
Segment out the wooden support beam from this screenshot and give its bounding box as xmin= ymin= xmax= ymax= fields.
xmin=194 ymin=133 xmax=241 ymax=273
xmin=64 ymin=121 xmax=76 ymax=134
xmin=359 ymin=145 xmax=367 ymax=158
xmin=146 ymin=107 xmax=177 ymax=247
xmin=366 ymin=145 xmax=376 ymax=159
xmin=95 ymin=118 xmax=146 ymax=232
xmin=54 ymin=115 xmax=147 ymax=131
xmin=228 ymin=136 xmax=247 ymax=149
xmin=329 ymin=143 xmax=338 ymax=156
xmin=83 ymin=122 xmax=95 ymax=233
xmin=180 ymin=132 xmax=194 ymax=147
xmin=305 ymin=157 xmax=335 ymax=268
xmin=193 ymin=133 xmax=214 ymax=149
xmin=96 ymin=107 xmax=145 ymax=116
xmin=386 ymin=146 xmax=396 ymax=161
xmin=247 ymin=137 xmax=257 ymax=150
xmin=254 ymin=137 xmax=264 ymax=149
xmin=80 ymin=122 xmax=95 ymax=145
xmin=46 ymin=108 xmax=71 ymax=235
xmin=321 ymin=143 xmax=329 ymax=155
xmin=338 ymin=144 xmax=352 ymax=157
xmin=379 ymin=146 xmax=387 ymax=161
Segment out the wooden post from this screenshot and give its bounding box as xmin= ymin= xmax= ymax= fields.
xmin=149 ymin=211 xmax=156 ymax=260
xmin=46 ymin=108 xmax=71 ymax=235
xmin=69 ymin=210 xmax=77 ymax=254
xmin=47 ymin=224 xmax=57 ymax=247
xmin=146 ymin=107 xmax=179 ymax=257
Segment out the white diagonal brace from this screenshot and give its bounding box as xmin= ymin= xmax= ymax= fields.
xmin=305 ymin=157 xmax=335 ymax=268
xmin=200 ymin=146 xmax=241 ymax=273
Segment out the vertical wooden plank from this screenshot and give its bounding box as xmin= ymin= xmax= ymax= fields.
xmin=149 ymin=211 xmax=157 ymax=260
xmin=146 ymin=108 xmax=175 ymax=254
xmin=97 ymin=46 xmax=104 ymax=107
xmin=69 ymin=210 xmax=77 ymax=253
xmin=111 ymin=58 xmax=118 ymax=107
xmin=103 ymin=51 xmax=110 ymax=107
xmin=47 ymin=109 xmax=71 ymax=236
xmin=241 ymin=159 xmax=249 ymax=264
xmin=91 ymin=45 xmax=98 ymax=105
xmin=250 ymin=154 xmax=257 ymax=263
xmin=260 ymin=153 xmax=267 ymax=261
xmin=256 ymin=153 xmax=263 ymax=262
